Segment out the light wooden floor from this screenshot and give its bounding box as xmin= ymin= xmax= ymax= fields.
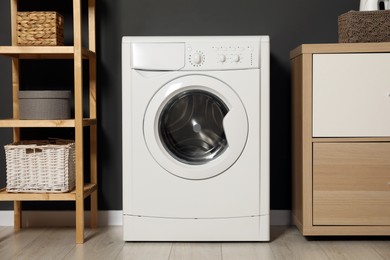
xmin=0 ymin=226 xmax=389 ymax=259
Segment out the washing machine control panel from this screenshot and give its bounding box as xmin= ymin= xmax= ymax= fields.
xmin=185 ymin=42 xmax=261 ymax=70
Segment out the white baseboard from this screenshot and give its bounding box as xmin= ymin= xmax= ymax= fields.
xmin=0 ymin=210 xmax=123 ymax=227
xmin=0 ymin=210 xmax=291 ymax=227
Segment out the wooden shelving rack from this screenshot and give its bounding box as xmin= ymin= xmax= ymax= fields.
xmin=0 ymin=0 xmax=98 ymax=243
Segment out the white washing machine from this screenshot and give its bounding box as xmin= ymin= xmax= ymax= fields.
xmin=122 ymin=36 xmax=270 ymax=241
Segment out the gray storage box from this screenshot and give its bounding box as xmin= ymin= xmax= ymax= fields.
xmin=19 ymin=91 xmax=72 ymax=120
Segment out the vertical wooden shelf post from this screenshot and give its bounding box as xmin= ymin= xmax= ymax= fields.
xmin=88 ymin=0 xmax=98 ymax=229
xmin=73 ymin=0 xmax=85 ymax=244
xmin=10 ymin=0 xmax=21 ymax=230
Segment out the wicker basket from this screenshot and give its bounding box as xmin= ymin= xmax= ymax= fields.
xmin=17 ymin=11 xmax=64 ymax=46
xmin=338 ymin=10 xmax=390 ymax=43
xmin=4 ymin=139 xmax=75 ymax=193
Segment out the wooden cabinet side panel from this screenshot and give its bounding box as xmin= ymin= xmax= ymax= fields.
xmin=291 ymin=55 xmax=303 ymax=228
xmin=291 ymin=54 xmax=313 ymax=231
xmin=313 ymin=142 xmax=390 ymax=225
xmin=291 ymin=56 xmax=303 ymax=226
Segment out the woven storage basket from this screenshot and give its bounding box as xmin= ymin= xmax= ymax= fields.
xmin=338 ymin=10 xmax=390 ymax=43
xmin=17 ymin=11 xmax=64 ymax=46
xmin=4 ymin=139 xmax=75 ymax=193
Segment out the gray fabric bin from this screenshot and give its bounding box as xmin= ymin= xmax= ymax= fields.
xmin=19 ymin=91 xmax=72 ymax=119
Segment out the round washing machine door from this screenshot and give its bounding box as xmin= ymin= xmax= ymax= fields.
xmin=144 ymin=75 xmax=248 ymax=180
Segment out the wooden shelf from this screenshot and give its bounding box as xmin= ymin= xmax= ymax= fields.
xmin=1 ymin=0 xmax=98 ymax=244
xmin=0 ymin=46 xmax=94 ymax=59
xmin=0 ymin=118 xmax=97 ymax=128
xmin=0 ymin=183 xmax=97 ymax=201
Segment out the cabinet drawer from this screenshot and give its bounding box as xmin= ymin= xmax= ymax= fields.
xmin=313 ymin=142 xmax=390 ymax=225
xmin=313 ymin=53 xmax=390 ymax=137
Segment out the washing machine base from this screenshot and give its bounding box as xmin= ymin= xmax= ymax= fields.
xmin=123 ymin=214 xmax=269 ymax=241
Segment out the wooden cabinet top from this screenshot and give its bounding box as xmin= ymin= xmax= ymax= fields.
xmin=290 ymin=42 xmax=390 ymax=59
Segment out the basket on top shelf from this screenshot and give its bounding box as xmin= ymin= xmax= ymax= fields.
xmin=338 ymin=10 xmax=390 ymax=43
xmin=17 ymin=11 xmax=64 ymax=46
xmin=4 ymin=139 xmax=75 ymax=193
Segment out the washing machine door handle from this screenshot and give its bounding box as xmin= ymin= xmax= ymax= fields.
xmin=223 ymin=107 xmax=248 ymax=150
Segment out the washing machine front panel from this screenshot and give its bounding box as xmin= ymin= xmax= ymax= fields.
xmin=126 ymin=69 xmax=262 ymax=219
xmin=144 ymin=75 xmax=248 ymax=180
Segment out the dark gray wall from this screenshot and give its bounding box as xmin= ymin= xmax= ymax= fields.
xmin=0 ymin=0 xmax=358 ymax=211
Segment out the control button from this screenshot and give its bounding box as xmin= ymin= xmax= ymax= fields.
xmin=232 ymin=54 xmax=240 ymax=62
xmin=218 ymin=54 xmax=226 ymax=63
xmin=192 ymin=53 xmax=202 ymax=64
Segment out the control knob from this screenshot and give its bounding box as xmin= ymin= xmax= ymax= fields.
xmin=218 ymin=54 xmax=226 ymax=63
xmin=232 ymin=54 xmax=240 ymax=62
xmin=192 ymin=53 xmax=203 ymax=64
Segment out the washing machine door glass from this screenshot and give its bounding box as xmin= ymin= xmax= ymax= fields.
xmin=144 ymin=75 xmax=248 ymax=180
xmin=159 ymin=90 xmax=229 ymax=165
